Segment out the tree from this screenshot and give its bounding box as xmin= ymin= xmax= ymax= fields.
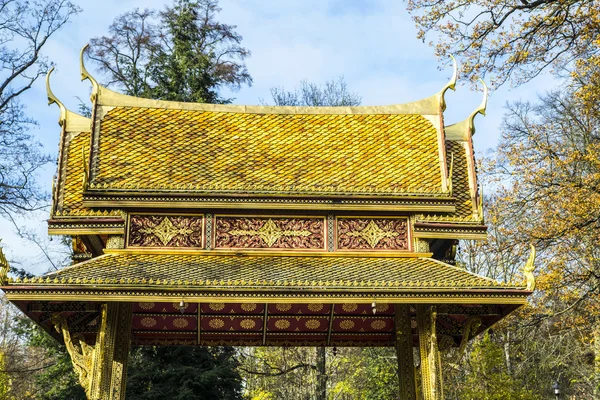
xmin=405 ymin=0 xmax=598 ymax=87
xmin=443 ymin=84 xmax=600 ymax=397
xmin=459 ymin=333 xmax=540 ymax=400
xmin=88 ymin=0 xmax=251 ymax=103
xmin=0 ymin=0 xmax=80 ymax=218
xmin=127 ymin=346 xmax=242 ymax=400
xmin=268 ymin=77 xmax=361 ymax=107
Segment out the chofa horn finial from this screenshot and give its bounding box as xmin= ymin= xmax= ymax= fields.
xmin=46 ymin=67 xmax=67 ymax=126
xmin=80 ymin=44 xmax=99 ymax=101
xmin=439 ymin=55 xmax=458 ymax=112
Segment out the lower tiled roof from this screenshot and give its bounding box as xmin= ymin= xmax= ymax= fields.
xmin=13 ymin=253 xmax=521 ymax=290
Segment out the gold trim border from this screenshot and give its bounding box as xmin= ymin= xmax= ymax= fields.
xmin=102 ymin=248 xmax=434 ymax=258
xmin=413 ymin=231 xmax=487 ymax=240
xmin=5 ymin=292 xmax=529 ymax=305
xmin=49 ymin=228 xmax=125 ymax=235
xmin=83 ymin=200 xmax=455 ymax=213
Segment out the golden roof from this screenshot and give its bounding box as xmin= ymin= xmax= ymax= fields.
xmin=12 ymin=253 xmax=521 ymax=290
xmin=52 ymin=130 xmax=120 ymax=218
xmin=89 ymin=108 xmax=443 ymax=195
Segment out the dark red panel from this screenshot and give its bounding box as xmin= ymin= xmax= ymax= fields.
xmin=133 ymin=301 xmax=198 ymax=314
xmin=267 ymin=316 xmax=330 ymax=333
xmin=268 ymin=303 xmax=332 ymax=315
xmin=334 ymin=303 xmax=394 ymax=315
xmin=331 ymin=316 xmax=394 ymax=333
xmin=201 ymin=315 xmax=263 ymax=332
xmin=133 ymin=314 xmax=197 ymax=331
xmin=201 ymin=303 xmax=265 ymax=315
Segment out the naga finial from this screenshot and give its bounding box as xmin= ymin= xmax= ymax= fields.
xmin=439 ymin=55 xmax=458 ymax=112
xmin=469 ymin=78 xmax=488 ymax=135
xmin=523 ymin=244 xmax=536 ymax=291
xmin=0 ymin=240 xmax=9 ymax=286
xmin=46 ymin=67 xmax=67 ymax=127
xmin=80 ymin=44 xmax=99 ymax=101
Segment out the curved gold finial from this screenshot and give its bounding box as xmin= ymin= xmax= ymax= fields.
xmin=439 ymin=55 xmax=458 ymax=112
xmin=469 ymin=78 xmax=488 ymax=135
xmin=0 ymin=240 xmax=9 ymax=286
xmin=523 ymin=244 xmax=536 ymax=291
xmin=80 ymin=44 xmax=99 ymax=101
xmin=46 ymin=67 xmax=67 ymax=126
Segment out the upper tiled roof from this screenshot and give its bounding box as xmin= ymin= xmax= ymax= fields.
xmin=447 ymin=140 xmax=475 ymax=219
xmin=88 ymin=107 xmax=444 ymax=196
xmin=53 ymin=131 xmax=120 ymax=218
xmin=12 ymin=253 xmax=520 ymax=290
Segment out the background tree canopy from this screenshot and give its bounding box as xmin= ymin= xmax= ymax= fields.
xmin=88 ymin=0 xmax=251 ymax=103
xmin=0 ymin=0 xmax=79 ymax=218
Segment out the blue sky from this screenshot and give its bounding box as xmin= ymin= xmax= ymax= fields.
xmin=3 ymin=0 xmax=556 ymax=274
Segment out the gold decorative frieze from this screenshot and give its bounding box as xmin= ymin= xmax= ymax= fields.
xmin=337 ymin=217 xmax=409 ymax=250
xmin=128 ymin=214 xmax=204 ymax=248
xmin=215 ymin=216 xmax=325 ymax=250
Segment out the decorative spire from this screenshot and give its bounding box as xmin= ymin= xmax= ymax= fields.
xmin=80 ymin=44 xmax=99 ymax=101
xmin=46 ymin=67 xmax=67 ymax=126
xmin=0 ymin=240 xmax=10 ymax=285
xmin=469 ymin=78 xmax=488 ymax=136
xmin=523 ymin=244 xmax=536 ymax=291
xmin=444 ymin=78 xmax=488 ymax=140
xmin=439 ymin=55 xmax=458 ymax=112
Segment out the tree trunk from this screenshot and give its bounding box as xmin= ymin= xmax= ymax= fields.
xmin=503 ymin=331 xmax=512 ymax=375
xmin=316 ymin=347 xmax=327 ymax=400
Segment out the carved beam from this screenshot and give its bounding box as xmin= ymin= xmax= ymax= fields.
xmin=52 ymin=303 xmax=132 ymax=400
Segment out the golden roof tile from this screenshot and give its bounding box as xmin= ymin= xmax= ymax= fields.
xmin=52 ymin=131 xmax=121 ymax=218
xmin=11 ymin=253 xmax=523 ymax=290
xmin=89 ymin=108 xmax=444 ymax=196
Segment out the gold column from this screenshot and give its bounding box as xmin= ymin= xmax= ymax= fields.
xmin=54 ymin=302 xmax=132 ymax=400
xmin=416 ymin=305 xmax=443 ymax=400
xmin=394 ymin=305 xmax=417 ymax=400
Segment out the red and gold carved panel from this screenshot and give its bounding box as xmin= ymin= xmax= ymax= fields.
xmin=201 ymin=303 xmax=265 ymax=315
xmin=267 ymin=316 xmax=329 ymax=333
xmin=268 ymin=303 xmax=332 ymax=315
xmin=128 ymin=214 xmax=204 ymax=248
xmin=334 ymin=303 xmax=394 ymax=315
xmin=332 ymin=316 xmax=394 ymax=333
xmin=133 ymin=314 xmax=197 ymax=331
xmin=214 ymin=216 xmax=325 ymax=250
xmin=134 ymin=301 xmax=198 ymax=313
xmin=336 ymin=217 xmax=409 ymax=250
xmin=200 ymin=316 xmax=263 ymax=332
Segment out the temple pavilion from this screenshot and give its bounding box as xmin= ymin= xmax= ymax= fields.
xmin=0 ymin=47 xmax=534 ymax=399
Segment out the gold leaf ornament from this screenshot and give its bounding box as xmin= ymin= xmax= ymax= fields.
xmin=346 ymin=220 xmax=399 ymax=248
xmin=139 ymin=217 xmax=194 ymax=246
xmin=229 ymin=219 xmax=312 ymax=247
